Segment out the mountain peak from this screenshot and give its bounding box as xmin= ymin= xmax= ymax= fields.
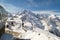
xmin=20 ymin=10 xmax=33 ymax=15
xmin=22 ymin=10 xmax=28 ymax=13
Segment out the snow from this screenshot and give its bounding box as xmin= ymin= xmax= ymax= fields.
xmin=1 ymin=29 xmax=60 ymax=40
xmin=3 ymin=10 xmax=60 ymax=40
xmin=41 ymin=20 xmax=52 ymax=31
xmin=18 ymin=28 xmax=60 ymax=40
xmin=49 ymin=14 xmax=56 ymax=19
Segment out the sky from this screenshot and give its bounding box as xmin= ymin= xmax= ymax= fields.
xmin=0 ymin=0 xmax=60 ymax=15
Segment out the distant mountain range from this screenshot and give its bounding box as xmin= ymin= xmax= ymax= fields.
xmin=1 ymin=5 xmax=60 ymax=38
xmin=19 ymin=10 xmax=60 ymax=37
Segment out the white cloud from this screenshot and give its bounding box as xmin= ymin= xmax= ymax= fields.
xmin=27 ymin=0 xmax=51 ymax=7
xmin=32 ymin=10 xmax=60 ymax=15
xmin=0 ymin=0 xmax=60 ymax=15
xmin=0 ymin=2 xmax=23 ymax=13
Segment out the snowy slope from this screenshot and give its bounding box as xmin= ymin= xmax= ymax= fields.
xmin=21 ymin=28 xmax=60 ymax=40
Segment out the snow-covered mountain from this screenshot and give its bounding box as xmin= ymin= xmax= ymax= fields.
xmin=1 ymin=9 xmax=60 ymax=40
xmin=7 ymin=10 xmax=60 ymax=36
xmin=20 ymin=10 xmax=44 ymax=29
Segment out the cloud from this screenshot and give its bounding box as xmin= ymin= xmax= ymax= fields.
xmin=0 ymin=1 xmax=23 ymax=13
xmin=32 ymin=10 xmax=60 ymax=15
xmin=27 ymin=0 xmax=51 ymax=7
xmin=0 ymin=0 xmax=60 ymax=15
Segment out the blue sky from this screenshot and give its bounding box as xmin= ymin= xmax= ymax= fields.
xmin=0 ymin=0 xmax=60 ymax=15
